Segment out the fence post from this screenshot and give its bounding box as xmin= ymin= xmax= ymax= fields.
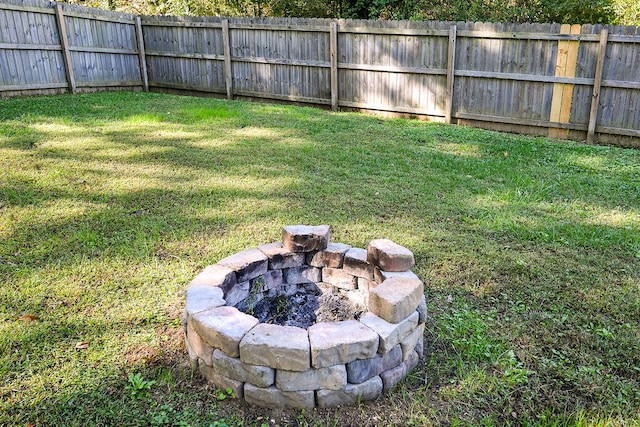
xmin=54 ymin=4 xmax=76 ymax=94
xmin=222 ymin=19 xmax=233 ymax=100
xmin=587 ymin=28 xmax=608 ymax=144
xmin=135 ymin=16 xmax=149 ymax=92
xmin=330 ymin=21 xmax=339 ymax=112
xmin=445 ymin=25 xmax=457 ymax=124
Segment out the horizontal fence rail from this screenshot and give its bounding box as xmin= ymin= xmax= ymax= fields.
xmin=1 ymin=0 xmax=639 ymax=146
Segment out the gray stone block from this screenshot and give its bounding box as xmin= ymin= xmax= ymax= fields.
xmin=308 ymin=320 xmax=379 ymax=368
xmin=343 ymin=248 xmax=374 ymax=280
xmin=417 ymin=294 xmax=427 ymax=323
xmin=346 ymin=344 xmax=402 ymax=384
xmin=199 ymin=364 xmax=244 ymax=399
xmin=244 ymin=384 xmax=315 ymax=409
xmin=369 ymin=277 xmax=424 ymax=324
xmin=283 ymin=266 xmax=321 ymax=285
xmin=400 ymin=323 xmax=424 ymax=360
xmin=224 ymin=280 xmax=250 ymax=307
xmin=380 ymin=350 xmax=419 ymax=391
xmin=240 ymin=323 xmax=310 ymax=371
xmin=415 ymin=333 xmax=424 ymax=358
xmin=367 ymin=239 xmax=415 ymax=272
xmin=276 ymin=364 xmax=347 ymax=391
xmin=185 ymin=285 xmax=225 ymax=316
xmin=213 ymin=349 xmax=275 ymax=388
xmin=190 ymin=306 xmax=258 ymax=358
xmin=257 ymin=241 xmax=305 ymax=269
xmin=306 ymin=242 xmax=351 ymax=268
xmin=251 ymin=269 xmax=283 ymax=291
xmin=282 ymin=225 xmax=330 ymax=253
xmin=322 ymin=267 xmax=357 ymax=290
xmin=316 ymin=376 xmax=383 ymax=408
xmin=360 ymin=311 xmax=419 ymax=353
xmin=190 ymin=264 xmax=237 ymax=296
xmin=218 ymin=248 xmax=268 ymax=283
xmin=380 ymin=363 xmax=404 ymax=392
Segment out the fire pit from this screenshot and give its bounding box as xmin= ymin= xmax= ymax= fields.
xmin=183 ymin=225 xmax=426 ymax=409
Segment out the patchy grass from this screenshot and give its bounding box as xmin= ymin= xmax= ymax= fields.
xmin=1 ymin=91 xmax=639 ymax=426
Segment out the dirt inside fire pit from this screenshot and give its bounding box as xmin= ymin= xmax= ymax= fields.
xmin=235 ymin=283 xmax=364 ymax=329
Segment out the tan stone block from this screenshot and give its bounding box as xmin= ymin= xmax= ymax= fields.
xmin=257 ymin=241 xmax=305 ymax=269
xmin=190 ymin=306 xmax=258 ymax=358
xmin=343 ymin=248 xmax=374 ymax=280
xmin=360 ymin=311 xmax=419 ymax=353
xmin=306 ymin=242 xmax=351 ymax=268
xmin=186 ymin=321 xmax=214 ymax=366
xmin=369 ymin=277 xmax=423 ymax=324
xmin=244 ymin=384 xmax=315 ymax=409
xmin=199 ymin=364 xmax=244 ymax=399
xmin=282 ymin=224 xmax=330 ymax=253
xmin=308 ymin=320 xmax=378 ymax=368
xmin=213 ymin=349 xmax=275 ymax=387
xmin=189 ymin=264 xmax=237 ymax=295
xmin=239 ymin=323 xmax=310 ymax=371
xmin=185 ymin=285 xmax=225 ymax=317
xmin=218 ymin=248 xmax=268 ymax=282
xmin=316 ymin=376 xmax=382 ymax=407
xmin=374 ymin=268 xmax=420 ymax=285
xmin=322 ymin=267 xmax=357 ymax=289
xmin=276 ymin=364 xmax=347 ymax=391
xmin=367 ymin=239 xmax=415 ymax=272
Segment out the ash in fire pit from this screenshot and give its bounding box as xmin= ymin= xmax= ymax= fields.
xmin=235 ymin=280 xmax=364 ymax=328
xmin=237 ymin=287 xmax=321 ymax=329
xmin=184 ymin=225 xmax=427 ymax=410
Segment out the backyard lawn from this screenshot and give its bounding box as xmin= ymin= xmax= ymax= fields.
xmin=0 ymin=91 xmax=638 ymax=426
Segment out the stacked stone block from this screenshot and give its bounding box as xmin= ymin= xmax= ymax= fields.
xmin=184 ymin=225 xmax=426 ymax=409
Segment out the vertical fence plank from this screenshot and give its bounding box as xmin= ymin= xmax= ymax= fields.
xmin=135 ymin=16 xmax=148 ymax=91
xmin=587 ymin=29 xmax=608 ymax=144
xmin=549 ymin=24 xmax=581 ymax=138
xmin=54 ymin=4 xmax=75 ymax=93
xmin=222 ymin=19 xmax=233 ymax=99
xmin=445 ymin=25 xmax=456 ymax=123
xmin=330 ymin=21 xmax=338 ymax=111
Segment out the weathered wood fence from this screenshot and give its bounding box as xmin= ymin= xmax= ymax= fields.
xmin=1 ymin=0 xmax=639 ymax=146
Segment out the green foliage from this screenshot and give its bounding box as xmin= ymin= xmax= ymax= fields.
xmin=215 ymin=387 xmax=237 ymax=401
xmin=126 ymin=373 xmax=157 ymax=399
xmin=62 ymin=0 xmax=640 ymax=25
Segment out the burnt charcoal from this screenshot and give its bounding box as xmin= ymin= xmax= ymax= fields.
xmin=236 ymin=285 xmax=360 ymax=328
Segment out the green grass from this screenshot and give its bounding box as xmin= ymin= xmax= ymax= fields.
xmin=1 ymin=91 xmax=639 ymax=426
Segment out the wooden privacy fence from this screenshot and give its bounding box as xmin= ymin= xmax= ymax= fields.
xmin=1 ymin=0 xmax=640 ymax=146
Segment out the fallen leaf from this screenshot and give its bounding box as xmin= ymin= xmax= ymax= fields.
xmin=18 ymin=314 xmax=39 ymax=322
xmin=504 ymin=151 xmax=509 ymax=156
xmin=75 ymin=341 xmax=90 ymax=350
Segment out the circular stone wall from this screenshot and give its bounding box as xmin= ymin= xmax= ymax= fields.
xmin=183 ymin=225 xmax=427 ymax=409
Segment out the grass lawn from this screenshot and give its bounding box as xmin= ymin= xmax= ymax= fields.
xmin=1 ymin=91 xmax=639 ymax=426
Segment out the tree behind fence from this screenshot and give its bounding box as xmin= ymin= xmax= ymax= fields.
xmin=1 ymin=0 xmax=639 ymax=147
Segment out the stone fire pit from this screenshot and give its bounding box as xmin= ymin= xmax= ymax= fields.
xmin=183 ymin=225 xmax=427 ymax=409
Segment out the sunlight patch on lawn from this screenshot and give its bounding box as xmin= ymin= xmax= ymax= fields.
xmin=231 ymin=126 xmax=291 ymax=140
xmin=586 ymin=209 xmax=640 ymax=229
xmin=123 ymin=113 xmax=165 ymax=124
xmin=435 ymin=141 xmax=483 ymax=158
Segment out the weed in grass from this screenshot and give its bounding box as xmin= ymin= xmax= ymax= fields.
xmin=126 ymin=372 xmax=156 ymax=400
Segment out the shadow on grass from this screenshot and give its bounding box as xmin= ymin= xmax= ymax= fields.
xmin=1 ymin=91 xmax=639 ymax=425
